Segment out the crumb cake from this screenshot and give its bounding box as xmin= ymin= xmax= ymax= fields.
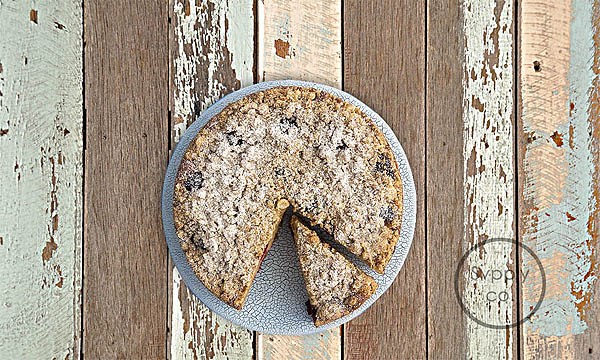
xmin=174 ymin=86 xmax=402 ymax=309
xmin=290 ymin=217 xmax=378 ymax=326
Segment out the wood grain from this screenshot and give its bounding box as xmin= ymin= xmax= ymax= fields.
xmin=257 ymin=0 xmax=342 ymax=88
xmin=168 ymin=0 xmax=255 ymax=358
xmin=257 ymin=329 xmax=342 ymax=360
xmin=83 ymin=1 xmax=168 ymax=358
xmin=426 ymin=0 xmax=467 ymax=357
xmin=519 ymin=0 xmax=600 ymax=358
xmin=428 ymin=0 xmax=517 ymax=358
xmin=0 ymin=1 xmax=83 ymax=358
xmin=343 ymin=1 xmax=426 ymax=359
xmin=256 ymin=0 xmax=342 ymax=358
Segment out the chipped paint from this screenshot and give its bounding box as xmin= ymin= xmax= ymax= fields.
xmin=170 ymin=269 xmax=253 ymax=359
xmin=462 ymin=0 xmax=515 ymax=358
xmin=30 ymin=9 xmax=37 ymax=24
xmin=258 ymin=0 xmax=342 ymax=88
xmin=257 ymin=330 xmax=341 ymax=360
xmin=170 ymin=0 xmax=254 ymax=358
xmin=172 ymin=0 xmax=254 ymax=141
xmin=0 ymin=1 xmax=82 ymax=358
xmin=274 ymin=39 xmax=291 ymax=58
xmin=521 ymin=0 xmax=599 ymax=348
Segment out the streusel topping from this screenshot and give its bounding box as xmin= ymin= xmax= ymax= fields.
xmin=291 ymin=217 xmax=377 ymax=325
xmin=174 ymin=86 xmax=402 ymax=308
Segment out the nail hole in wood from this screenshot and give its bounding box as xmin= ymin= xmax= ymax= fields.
xmin=533 ymin=61 xmax=541 ymax=72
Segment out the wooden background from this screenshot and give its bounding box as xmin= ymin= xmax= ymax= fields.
xmin=0 ymin=0 xmax=599 ymax=359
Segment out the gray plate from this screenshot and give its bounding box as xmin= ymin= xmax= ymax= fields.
xmin=161 ymin=80 xmax=416 ymax=335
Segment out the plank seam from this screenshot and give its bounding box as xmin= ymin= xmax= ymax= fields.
xmin=81 ymin=0 xmax=87 ymax=357
xmin=513 ymin=1 xmax=521 ymax=359
xmin=166 ymin=1 xmax=172 ymax=359
xmin=340 ymin=1 xmax=345 ymax=358
xmin=252 ymin=1 xmax=259 ymax=357
xmin=424 ymin=1 xmax=429 ymax=359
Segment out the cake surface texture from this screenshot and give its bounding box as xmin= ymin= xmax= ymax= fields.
xmin=173 ymin=86 xmax=402 ymax=309
xmin=290 ymin=217 xmax=378 ymax=326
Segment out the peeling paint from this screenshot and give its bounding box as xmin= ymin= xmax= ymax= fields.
xmin=259 ymin=0 xmax=342 ymax=88
xmin=171 ymin=269 xmax=253 ymax=359
xmin=42 ymin=238 xmax=58 ymax=263
xmin=462 ymin=0 xmax=515 ymax=358
xmin=274 ymin=39 xmax=290 ymax=58
xmin=521 ymin=0 xmax=599 ymax=352
xmin=551 ymin=131 xmax=564 ymax=147
xmin=0 ymin=1 xmax=82 ymax=358
xmin=172 ymin=0 xmax=254 ymax=142
xmin=29 ymin=9 xmax=37 ymax=24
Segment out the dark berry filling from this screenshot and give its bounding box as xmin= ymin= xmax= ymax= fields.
xmin=379 ymin=206 xmax=396 ymax=226
xmin=225 ymin=130 xmax=244 ymax=146
xmin=336 ymin=140 xmax=348 ymax=150
xmin=190 ymin=233 xmax=208 ymax=251
xmin=274 ymin=167 xmax=285 ymax=176
xmin=374 ymin=153 xmax=395 ymax=177
xmin=305 ymin=300 xmax=317 ymax=322
xmin=259 ymin=242 xmax=272 ymax=263
xmin=184 ymin=171 xmax=204 ymax=191
xmin=279 ymin=115 xmax=298 ymax=134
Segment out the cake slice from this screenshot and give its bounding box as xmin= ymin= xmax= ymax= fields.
xmin=290 ymin=216 xmax=378 ymax=326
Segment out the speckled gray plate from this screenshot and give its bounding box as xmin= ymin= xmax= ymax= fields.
xmin=162 ymin=80 xmax=416 ymax=335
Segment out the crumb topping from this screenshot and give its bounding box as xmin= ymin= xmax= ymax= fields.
xmin=291 ymin=217 xmax=377 ymax=326
xmin=174 ymin=86 xmax=402 ymax=308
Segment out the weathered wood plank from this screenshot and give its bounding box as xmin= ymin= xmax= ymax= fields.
xmin=256 ymin=0 xmax=342 ymax=358
xmin=257 ymin=329 xmax=341 ymax=360
xmin=0 ymin=1 xmax=83 ymax=358
xmin=519 ymin=0 xmax=600 ymax=358
xmin=83 ymin=1 xmax=168 ymax=357
xmin=257 ymin=0 xmax=341 ymax=88
xmin=428 ymin=0 xmax=517 ymax=358
xmin=343 ymin=0 xmax=426 ymax=359
xmin=169 ymin=0 xmax=255 ymax=358
xmin=426 ymin=0 xmax=467 ymax=356
xmin=462 ymin=0 xmax=516 ymax=358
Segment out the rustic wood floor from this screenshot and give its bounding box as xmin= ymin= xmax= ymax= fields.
xmin=0 ymin=0 xmax=599 ymax=359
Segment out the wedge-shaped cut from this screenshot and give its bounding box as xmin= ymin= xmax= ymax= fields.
xmin=290 ymin=216 xmax=378 ymax=326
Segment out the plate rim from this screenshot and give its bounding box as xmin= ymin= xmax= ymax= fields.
xmin=161 ymin=80 xmax=417 ymax=335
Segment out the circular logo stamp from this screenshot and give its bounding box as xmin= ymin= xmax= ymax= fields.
xmin=454 ymin=238 xmax=546 ymax=329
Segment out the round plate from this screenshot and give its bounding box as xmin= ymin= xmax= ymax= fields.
xmin=162 ymin=80 xmax=416 ymax=335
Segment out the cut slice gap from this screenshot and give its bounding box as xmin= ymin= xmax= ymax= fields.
xmin=291 ymin=212 xmax=366 ymax=268
xmin=291 ymin=207 xmax=393 ymax=274
xmin=290 ymin=216 xmax=378 ymax=326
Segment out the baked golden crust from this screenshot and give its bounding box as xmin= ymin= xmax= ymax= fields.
xmin=290 ymin=217 xmax=378 ymax=326
xmin=174 ymin=86 xmax=402 ymax=309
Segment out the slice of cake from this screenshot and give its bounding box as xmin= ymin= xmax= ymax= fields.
xmin=290 ymin=216 xmax=378 ymax=326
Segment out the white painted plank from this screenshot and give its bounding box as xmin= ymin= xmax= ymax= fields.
xmin=0 ymin=1 xmax=83 ymax=359
xmin=170 ymin=0 xmax=255 ymax=358
xmin=462 ymin=0 xmax=515 ymax=359
xmin=257 ymin=0 xmax=342 ymax=358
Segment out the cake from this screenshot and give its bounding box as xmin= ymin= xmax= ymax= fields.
xmin=173 ymin=86 xmax=402 ymax=309
xmin=290 ymin=217 xmax=378 ymax=326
